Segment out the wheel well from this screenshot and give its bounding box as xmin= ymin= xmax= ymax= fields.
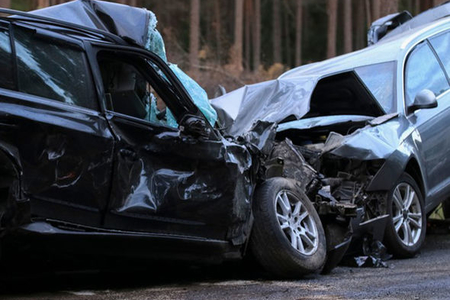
xmin=0 ymin=149 xmax=18 ymax=183
xmin=0 ymin=150 xmax=21 ymax=229
xmin=405 ymin=158 xmax=424 ymax=198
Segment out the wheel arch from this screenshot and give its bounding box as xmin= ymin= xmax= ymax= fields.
xmin=404 ymin=157 xmax=425 ymax=199
xmin=0 ymin=146 xmax=25 ymax=229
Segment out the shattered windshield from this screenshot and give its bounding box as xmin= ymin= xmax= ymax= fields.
xmin=355 ymin=61 xmax=396 ymax=114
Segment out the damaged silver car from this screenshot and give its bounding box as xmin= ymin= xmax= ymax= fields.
xmin=215 ymin=3 xmax=450 ymax=265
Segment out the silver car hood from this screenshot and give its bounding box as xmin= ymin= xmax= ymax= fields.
xmin=212 ymin=76 xmax=319 ymax=136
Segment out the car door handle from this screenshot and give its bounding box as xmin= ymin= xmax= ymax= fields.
xmin=119 ymin=149 xmax=138 ymax=161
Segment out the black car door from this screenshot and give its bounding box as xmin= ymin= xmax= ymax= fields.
xmin=0 ymin=24 xmax=115 ymax=227
xmin=91 ymin=46 xmax=253 ymax=242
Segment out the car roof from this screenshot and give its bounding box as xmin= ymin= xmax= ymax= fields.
xmin=0 ymin=6 xmax=127 ymax=46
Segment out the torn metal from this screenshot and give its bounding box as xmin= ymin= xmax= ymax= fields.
xmin=211 ymin=41 xmax=415 ymax=268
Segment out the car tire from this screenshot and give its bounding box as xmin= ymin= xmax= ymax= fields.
xmin=249 ymin=177 xmax=326 ymax=278
xmin=384 ymin=173 xmax=426 ymax=258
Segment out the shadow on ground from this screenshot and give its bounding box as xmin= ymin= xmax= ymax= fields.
xmin=1 ymin=220 xmax=449 ymax=297
xmin=0 ymin=251 xmax=274 ymax=296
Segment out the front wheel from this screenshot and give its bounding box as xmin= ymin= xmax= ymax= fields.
xmin=384 ymin=173 xmax=426 ymax=258
xmin=249 ymin=178 xmax=326 ymax=278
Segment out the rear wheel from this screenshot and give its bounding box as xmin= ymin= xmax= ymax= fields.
xmin=384 ymin=173 xmax=426 ymax=258
xmin=249 ymin=178 xmax=326 ymax=278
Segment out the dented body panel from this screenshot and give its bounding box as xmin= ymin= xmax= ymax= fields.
xmin=103 ymin=111 xmax=255 ymax=243
xmin=0 ymin=89 xmax=114 ymax=228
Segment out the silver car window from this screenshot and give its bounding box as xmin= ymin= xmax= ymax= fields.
xmin=405 ymin=42 xmax=449 ymax=107
xmin=355 ymin=62 xmax=396 ymax=114
xmin=430 ymin=31 xmax=450 ymax=79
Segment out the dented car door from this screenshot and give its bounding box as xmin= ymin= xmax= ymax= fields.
xmin=2 ymin=24 xmax=115 ymax=227
xmin=92 ymin=47 xmax=254 ymax=243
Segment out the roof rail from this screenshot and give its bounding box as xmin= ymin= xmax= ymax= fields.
xmin=0 ymin=7 xmax=126 ymax=45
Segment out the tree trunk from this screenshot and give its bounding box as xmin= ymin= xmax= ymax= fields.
xmin=38 ymin=0 xmax=50 ymax=8
xmin=0 ymin=0 xmax=10 ymax=8
xmin=380 ymin=0 xmax=398 ymax=16
xmin=214 ymin=1 xmax=222 ymax=64
xmin=253 ymin=0 xmax=261 ymax=72
xmin=283 ymin=4 xmax=291 ymax=68
xmin=272 ymin=0 xmax=282 ymax=64
xmin=420 ymin=0 xmax=433 ymax=11
xmin=230 ymin=0 xmax=244 ymax=73
xmin=414 ymin=0 xmax=420 ymax=14
xmin=343 ymin=0 xmax=352 ymax=53
xmin=189 ymin=0 xmax=200 ymax=75
xmin=295 ymin=0 xmax=303 ymax=66
xmin=372 ymin=0 xmax=380 ymax=22
xmin=356 ymin=0 xmax=365 ymax=49
xmin=327 ymin=0 xmax=338 ymax=58
xmin=365 ymin=0 xmax=371 ymax=25
xmin=244 ymin=0 xmax=253 ymax=71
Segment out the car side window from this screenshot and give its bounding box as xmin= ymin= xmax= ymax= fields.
xmin=13 ymin=26 xmax=97 ymax=110
xmin=430 ymin=31 xmax=450 ymax=77
xmin=0 ymin=24 xmax=14 ymax=90
xmin=405 ymin=42 xmax=449 ymax=107
xmin=355 ymin=61 xmax=396 ymax=114
xmin=98 ymin=54 xmax=178 ymax=128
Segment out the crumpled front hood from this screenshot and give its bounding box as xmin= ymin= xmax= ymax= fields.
xmin=211 ymin=76 xmax=319 ymax=136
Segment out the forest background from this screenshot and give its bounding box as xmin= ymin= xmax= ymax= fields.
xmin=0 ymin=0 xmax=445 ymax=97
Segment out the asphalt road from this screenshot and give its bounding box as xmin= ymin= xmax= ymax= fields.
xmin=2 ymin=228 xmax=450 ymax=300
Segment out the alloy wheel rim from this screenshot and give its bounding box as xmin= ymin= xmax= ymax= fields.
xmin=391 ymin=183 xmax=422 ymax=247
xmin=275 ymin=190 xmax=319 ymax=255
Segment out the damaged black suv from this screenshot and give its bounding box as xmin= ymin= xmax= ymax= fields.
xmin=0 ymin=1 xmax=341 ymax=278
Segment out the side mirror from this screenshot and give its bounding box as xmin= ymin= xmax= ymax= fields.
xmin=408 ymin=89 xmax=437 ymax=114
xmin=214 ymin=85 xmax=227 ymax=98
xmin=180 ymin=115 xmax=211 ymax=138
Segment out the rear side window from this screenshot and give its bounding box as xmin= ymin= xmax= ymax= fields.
xmin=405 ymin=42 xmax=449 ymax=107
xmin=430 ymin=31 xmax=450 ymax=77
xmin=13 ymin=26 xmax=97 ymax=110
xmin=0 ymin=24 xmax=14 ymax=90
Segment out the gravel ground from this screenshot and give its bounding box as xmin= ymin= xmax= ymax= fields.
xmin=1 ymin=231 xmax=450 ymax=300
